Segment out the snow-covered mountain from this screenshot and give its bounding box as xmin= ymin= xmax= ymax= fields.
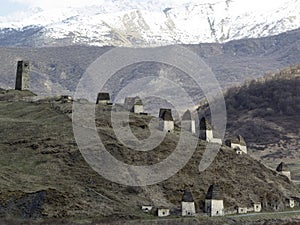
xmin=0 ymin=0 xmax=299 ymax=47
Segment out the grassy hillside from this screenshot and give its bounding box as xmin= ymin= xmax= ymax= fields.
xmin=225 ymin=65 xmax=300 ymax=141
xmin=0 ymin=90 xmax=299 ymax=224
xmin=199 ymin=64 xmax=300 ymax=179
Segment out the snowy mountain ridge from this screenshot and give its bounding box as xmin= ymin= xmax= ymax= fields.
xmin=0 ymin=0 xmax=299 ymax=47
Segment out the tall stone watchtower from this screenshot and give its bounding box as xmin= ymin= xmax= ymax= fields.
xmin=182 ymin=110 xmax=196 ymax=134
xmin=199 ymin=117 xmax=213 ymax=142
xmin=15 ymin=61 xmax=30 ymax=91
xmin=159 ymin=108 xmax=174 ymax=133
xmin=124 ymin=96 xmax=144 ymax=114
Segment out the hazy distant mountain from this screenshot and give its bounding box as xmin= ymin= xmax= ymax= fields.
xmin=0 ymin=28 xmax=300 ymax=107
xmin=0 ymin=0 xmax=299 ymax=47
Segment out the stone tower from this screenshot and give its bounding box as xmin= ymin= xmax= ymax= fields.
xmin=225 ymin=135 xmax=247 ymax=154
xmin=15 ymin=60 xmax=30 ymax=91
xmin=96 ymin=92 xmax=110 ymax=105
xmin=276 ymin=162 xmax=291 ymax=180
xmin=159 ymin=108 xmax=174 ymax=132
xmin=199 ymin=117 xmax=213 ymax=142
xmin=133 ymin=97 xmax=144 ymax=114
xmin=181 ymin=189 xmax=196 ymax=216
xmin=124 ymin=96 xmax=144 ymax=114
xmin=205 ymin=184 xmax=224 ymax=217
xmin=182 ymin=110 xmax=196 ymax=134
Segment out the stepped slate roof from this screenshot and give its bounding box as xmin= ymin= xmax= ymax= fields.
xmin=276 ymin=162 xmax=289 ymax=172
xmin=134 ymin=97 xmax=143 ymax=105
xmin=159 ymin=108 xmax=174 ymax=121
xmin=97 ymin=92 xmax=110 ymax=101
xmin=182 ymin=110 xmax=192 ymax=121
xmin=206 ymin=184 xmax=223 ymax=200
xmin=182 ymin=189 xmax=194 ymax=202
xmin=124 ymin=97 xmax=135 ymax=110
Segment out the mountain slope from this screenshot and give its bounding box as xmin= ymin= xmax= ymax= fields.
xmin=0 ymin=28 xmax=300 ymax=102
xmin=199 ymin=64 xmax=300 ymax=179
xmin=0 ymin=0 xmax=299 ymax=47
xmin=0 ymin=90 xmax=299 ymax=223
